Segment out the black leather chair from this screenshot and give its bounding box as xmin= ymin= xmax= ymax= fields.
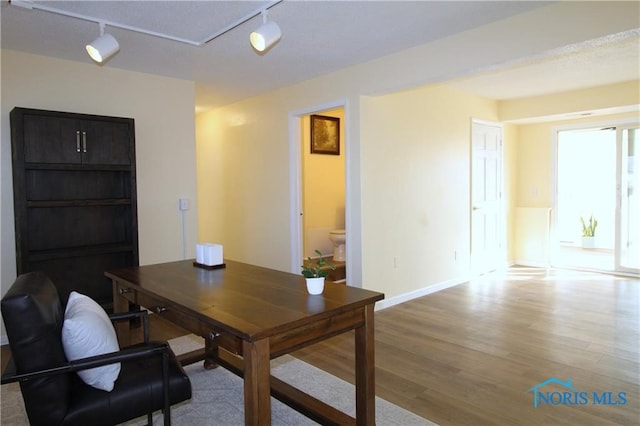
xmin=1 ymin=272 xmax=192 ymax=426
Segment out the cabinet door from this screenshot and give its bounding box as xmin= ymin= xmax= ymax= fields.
xmin=81 ymin=119 xmax=132 ymax=165
xmin=23 ymin=114 xmax=82 ymax=164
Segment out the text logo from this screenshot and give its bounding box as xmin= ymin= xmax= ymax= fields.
xmin=527 ymin=377 xmax=627 ymax=408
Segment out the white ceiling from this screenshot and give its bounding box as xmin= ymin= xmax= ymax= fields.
xmin=2 ymin=1 xmax=639 ymax=112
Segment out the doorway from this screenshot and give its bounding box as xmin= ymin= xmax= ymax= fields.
xmin=302 ymin=108 xmax=345 ymax=258
xmin=553 ymin=122 xmax=639 ymax=275
xmin=616 ymin=125 xmax=639 ymax=274
xmin=290 ymin=105 xmax=347 ymax=281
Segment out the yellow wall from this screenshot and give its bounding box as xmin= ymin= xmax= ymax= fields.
xmin=1 ymin=50 xmax=198 ymax=298
xmin=500 ymin=81 xmax=640 ymax=123
xmin=196 ymin=82 xmax=501 ymax=298
xmin=195 ymin=97 xmax=295 ymax=271
xmin=516 ymin=122 xmax=555 ymax=208
xmin=360 ymin=85 xmax=499 ymax=295
xmin=503 ymin=123 xmax=519 ymax=263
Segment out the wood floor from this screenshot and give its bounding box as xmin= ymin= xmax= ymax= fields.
xmin=294 ymin=267 xmax=639 ymax=425
xmin=2 ymin=267 xmax=638 ymax=425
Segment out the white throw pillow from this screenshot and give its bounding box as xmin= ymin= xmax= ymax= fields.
xmin=62 ymin=291 xmax=121 ymax=392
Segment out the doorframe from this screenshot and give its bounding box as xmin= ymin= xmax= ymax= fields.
xmin=288 ymin=99 xmax=357 ymax=282
xmin=615 ymin=122 xmax=639 ymax=275
xmin=550 ymin=117 xmax=639 ymax=274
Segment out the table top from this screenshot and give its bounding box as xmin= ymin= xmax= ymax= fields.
xmin=105 ymin=259 xmax=384 ymax=342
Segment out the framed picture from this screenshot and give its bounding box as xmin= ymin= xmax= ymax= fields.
xmin=310 ymin=114 xmax=340 ymax=155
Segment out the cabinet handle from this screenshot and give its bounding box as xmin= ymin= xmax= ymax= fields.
xmin=82 ymin=131 xmax=87 ymax=153
xmin=155 ymin=306 xmax=168 ymax=314
xmin=76 ymin=131 xmax=81 ymax=152
xmin=118 ymin=287 xmax=131 ymax=295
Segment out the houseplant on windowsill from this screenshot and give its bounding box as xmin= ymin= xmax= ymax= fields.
xmin=580 ymin=215 xmax=598 ymax=249
xmin=301 ymin=250 xmax=336 ymax=295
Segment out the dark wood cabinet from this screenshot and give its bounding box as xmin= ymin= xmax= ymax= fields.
xmin=11 ymin=107 xmax=138 ymax=308
xmin=22 ymin=114 xmax=132 ymax=165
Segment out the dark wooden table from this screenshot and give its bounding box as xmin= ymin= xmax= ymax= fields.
xmin=105 ymin=259 xmax=384 ymax=425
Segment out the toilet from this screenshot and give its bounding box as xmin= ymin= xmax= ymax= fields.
xmin=328 ymin=229 xmax=346 ymax=261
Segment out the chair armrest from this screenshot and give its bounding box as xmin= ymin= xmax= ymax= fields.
xmin=109 ymin=309 xmax=149 ymax=343
xmin=1 ymin=341 xmax=168 ymax=385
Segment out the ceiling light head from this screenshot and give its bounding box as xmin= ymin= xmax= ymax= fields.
xmin=250 ymin=11 xmax=281 ymax=53
xmin=86 ymin=22 xmax=119 ymax=63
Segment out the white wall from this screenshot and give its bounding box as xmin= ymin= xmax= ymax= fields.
xmin=1 ymin=50 xmax=198 ymax=306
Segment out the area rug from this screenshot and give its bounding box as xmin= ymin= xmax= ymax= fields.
xmin=1 ymin=334 xmax=435 ymax=425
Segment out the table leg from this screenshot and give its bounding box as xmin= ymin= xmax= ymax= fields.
xmin=204 ymin=335 xmax=220 ymax=370
xmin=111 ymin=279 xmax=131 ymax=347
xmin=355 ymin=304 xmax=376 ymax=425
xmin=243 ymin=338 xmax=271 ymax=425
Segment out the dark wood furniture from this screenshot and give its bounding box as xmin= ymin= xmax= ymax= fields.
xmin=106 ymin=259 xmax=384 ymax=425
xmin=10 ymin=107 xmax=138 ymax=309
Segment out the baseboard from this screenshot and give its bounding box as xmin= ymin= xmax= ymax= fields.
xmin=375 ymin=275 xmax=470 ymax=311
xmin=514 ymin=260 xmax=551 ymax=268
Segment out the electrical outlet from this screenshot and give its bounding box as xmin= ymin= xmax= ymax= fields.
xmin=178 ymin=198 xmax=189 ymax=211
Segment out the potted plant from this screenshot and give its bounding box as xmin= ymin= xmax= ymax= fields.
xmin=580 ymin=215 xmax=598 ymax=249
xmin=301 ymin=249 xmax=336 ymax=295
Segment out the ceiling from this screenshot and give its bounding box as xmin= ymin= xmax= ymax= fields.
xmin=2 ymin=1 xmax=639 ymax=112
xmin=449 ymin=32 xmax=639 ymax=100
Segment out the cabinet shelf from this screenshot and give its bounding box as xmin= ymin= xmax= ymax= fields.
xmin=27 ymin=198 xmax=132 ymax=208
xmin=24 ymin=163 xmax=132 ymax=172
xmin=28 ymin=243 xmax=135 ymax=262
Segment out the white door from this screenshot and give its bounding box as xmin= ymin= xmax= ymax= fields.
xmin=471 ymin=120 xmax=503 ymax=275
xmin=616 ymin=125 xmax=640 ymax=274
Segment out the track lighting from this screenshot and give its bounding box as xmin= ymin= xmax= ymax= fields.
xmin=250 ymin=11 xmax=281 ymax=53
xmin=11 ymin=0 xmax=283 ymax=59
xmin=86 ymin=22 xmax=120 ymax=63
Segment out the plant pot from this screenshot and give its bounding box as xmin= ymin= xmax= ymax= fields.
xmin=582 ymin=236 xmax=595 ymax=249
xmin=305 ymin=277 xmax=325 ymax=295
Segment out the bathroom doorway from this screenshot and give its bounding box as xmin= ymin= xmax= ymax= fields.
xmin=291 ymin=106 xmax=346 ymax=281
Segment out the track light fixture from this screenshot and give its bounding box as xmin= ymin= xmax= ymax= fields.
xmin=250 ymin=10 xmax=281 ymax=53
xmin=11 ymin=0 xmax=283 ymax=60
xmin=86 ymin=22 xmax=120 ymax=63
